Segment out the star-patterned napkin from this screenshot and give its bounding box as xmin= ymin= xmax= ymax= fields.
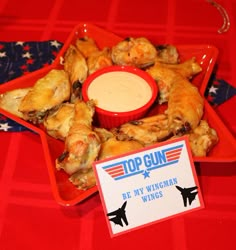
xmin=0 ymin=40 xmax=62 ymax=132
xmin=0 ymin=40 xmax=62 ymax=83
xmin=205 ymin=74 xmax=236 ymax=107
xmin=0 ymin=40 xmax=235 ymax=132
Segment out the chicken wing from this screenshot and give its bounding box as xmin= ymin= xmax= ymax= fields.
xmin=156 ymin=57 xmax=202 ymax=79
xmin=43 ymin=102 xmax=75 ymax=140
xmin=111 ymin=37 xmax=157 ymax=68
xmin=69 ymin=168 xmax=96 ymax=190
xmin=75 ymin=36 xmax=100 ymax=59
xmin=56 ymin=100 xmax=100 ymax=179
xmin=146 ymin=58 xmax=202 ymax=104
xmin=155 ymin=44 xmax=179 ymax=64
xmin=63 ymin=45 xmax=88 ymax=101
xmin=187 ymin=120 xmax=218 ymax=157
xmin=167 ymin=73 xmax=204 ymax=135
xmin=19 ymin=69 xmax=70 ymax=123
xmin=112 ymin=114 xmax=171 ymax=146
xmin=87 ymin=47 xmax=113 ymax=75
xmin=146 ymin=64 xmax=181 ymax=104
xmin=0 ymin=87 xmax=31 ymax=118
xmin=98 ymin=137 xmax=143 ymax=160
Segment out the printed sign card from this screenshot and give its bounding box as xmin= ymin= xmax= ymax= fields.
xmin=93 ymin=136 xmax=204 ymax=237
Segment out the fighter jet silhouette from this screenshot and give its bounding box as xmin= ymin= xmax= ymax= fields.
xmin=107 ymin=201 xmax=128 ymax=227
xmin=175 ymin=185 xmax=198 ymax=207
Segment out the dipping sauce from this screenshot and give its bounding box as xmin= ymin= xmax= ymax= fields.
xmin=87 ymin=71 xmax=152 ymax=112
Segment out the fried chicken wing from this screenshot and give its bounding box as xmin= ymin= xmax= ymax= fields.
xmin=56 ymin=100 xmax=101 ymax=178
xmin=94 ymin=127 xmax=114 ymax=143
xmin=167 ymin=73 xmax=204 ymax=135
xmin=69 ymin=168 xmax=96 ymax=190
xmin=157 ymin=57 xmax=202 ymax=79
xmin=155 ymin=44 xmax=179 ymax=64
xmin=187 ymin=120 xmax=218 ymax=157
xmin=0 ymin=87 xmax=31 ymax=118
xmin=146 ymin=63 xmax=181 ymax=104
xmin=64 ymin=44 xmax=88 ymax=84
xmin=111 ymin=37 xmax=157 ymax=68
xmin=43 ymin=103 xmax=75 ymax=140
xmin=19 ymin=69 xmax=70 ymax=123
xmin=87 ymin=47 xmax=113 ymax=75
xmin=99 ymin=137 xmax=143 ymax=160
xmin=75 ymin=37 xmax=99 ymax=58
xmin=146 ymin=59 xmax=202 ymax=104
xmin=112 ymin=114 xmax=171 ymax=146
xmin=57 ymin=123 xmax=100 ymax=176
xmin=63 ymin=45 xmax=88 ymax=101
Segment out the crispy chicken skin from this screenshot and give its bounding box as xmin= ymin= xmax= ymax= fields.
xmin=19 ymin=69 xmax=70 ymax=123
xmin=167 ymin=73 xmax=204 ymax=135
xmin=76 ymin=37 xmax=113 ymax=75
xmin=111 ymin=37 xmax=157 ymax=68
xmin=87 ymin=47 xmax=113 ymax=75
xmin=69 ymin=168 xmax=96 ymax=190
xmin=0 ymin=87 xmax=31 ymax=118
xmin=112 ymin=117 xmax=218 ymax=158
xmin=75 ymin=37 xmax=100 ymax=59
xmin=56 ymin=100 xmax=101 ymax=190
xmin=147 ymin=65 xmax=179 ymax=104
xmin=112 ymin=114 xmax=170 ymax=146
xmin=64 ymin=44 xmax=88 ymax=85
xmin=43 ymin=103 xmax=75 ymax=140
xmin=59 ymin=123 xmax=100 ymax=175
xmin=187 ymin=120 xmax=218 ymax=157
xmin=63 ymin=44 xmax=88 ymax=101
xmin=146 ymin=58 xmax=202 ymax=104
xmin=93 ymin=127 xmax=114 ymax=143
xmin=69 ymin=130 xmax=143 ymax=189
xmin=155 ymin=44 xmax=180 ymax=64
xmin=146 ymin=57 xmax=204 ymax=135
xmin=112 ymin=116 xmax=218 ymax=157
xmin=98 ymin=137 xmax=143 ymax=160
xmin=155 ymin=57 xmax=202 ymax=79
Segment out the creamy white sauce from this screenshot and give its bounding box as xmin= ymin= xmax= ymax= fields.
xmin=87 ymin=71 xmax=152 ymax=112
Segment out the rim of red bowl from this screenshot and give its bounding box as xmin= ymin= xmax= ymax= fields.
xmin=82 ymin=65 xmax=158 ymax=117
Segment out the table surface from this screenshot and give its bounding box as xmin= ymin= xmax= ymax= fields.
xmin=0 ymin=0 xmax=236 ymax=249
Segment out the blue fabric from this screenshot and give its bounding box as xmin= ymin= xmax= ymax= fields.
xmin=0 ymin=40 xmax=62 ymax=132
xmin=205 ymin=74 xmax=236 ymax=107
xmin=0 ymin=40 xmax=62 ymax=83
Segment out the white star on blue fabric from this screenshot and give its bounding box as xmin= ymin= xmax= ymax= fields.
xmin=16 ymin=41 xmax=24 ymax=46
xmin=22 ymin=52 xmax=32 ymax=58
xmin=209 ymin=85 xmax=218 ymax=94
xmin=50 ymin=40 xmax=61 ymax=48
xmin=0 ymin=122 xmax=12 ymax=131
xmin=0 ymin=52 xmax=6 ymax=57
xmin=142 ymin=170 xmax=150 ymax=179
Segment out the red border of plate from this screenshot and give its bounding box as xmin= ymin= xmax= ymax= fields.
xmin=0 ymin=23 xmax=236 ymax=206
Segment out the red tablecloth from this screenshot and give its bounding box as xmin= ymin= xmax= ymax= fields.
xmin=0 ymin=0 xmax=235 ymax=249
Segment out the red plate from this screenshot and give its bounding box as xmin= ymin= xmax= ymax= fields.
xmin=0 ymin=23 xmax=236 ymax=206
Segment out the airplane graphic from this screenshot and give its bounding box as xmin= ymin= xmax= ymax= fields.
xmin=175 ymin=185 xmax=198 ymax=207
xmin=107 ymin=201 xmax=129 ymax=227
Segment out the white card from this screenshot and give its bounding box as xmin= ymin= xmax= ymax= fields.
xmin=93 ymin=136 xmax=204 ymax=237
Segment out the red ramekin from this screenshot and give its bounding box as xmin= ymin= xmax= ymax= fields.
xmin=82 ymin=65 xmax=158 ymax=129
